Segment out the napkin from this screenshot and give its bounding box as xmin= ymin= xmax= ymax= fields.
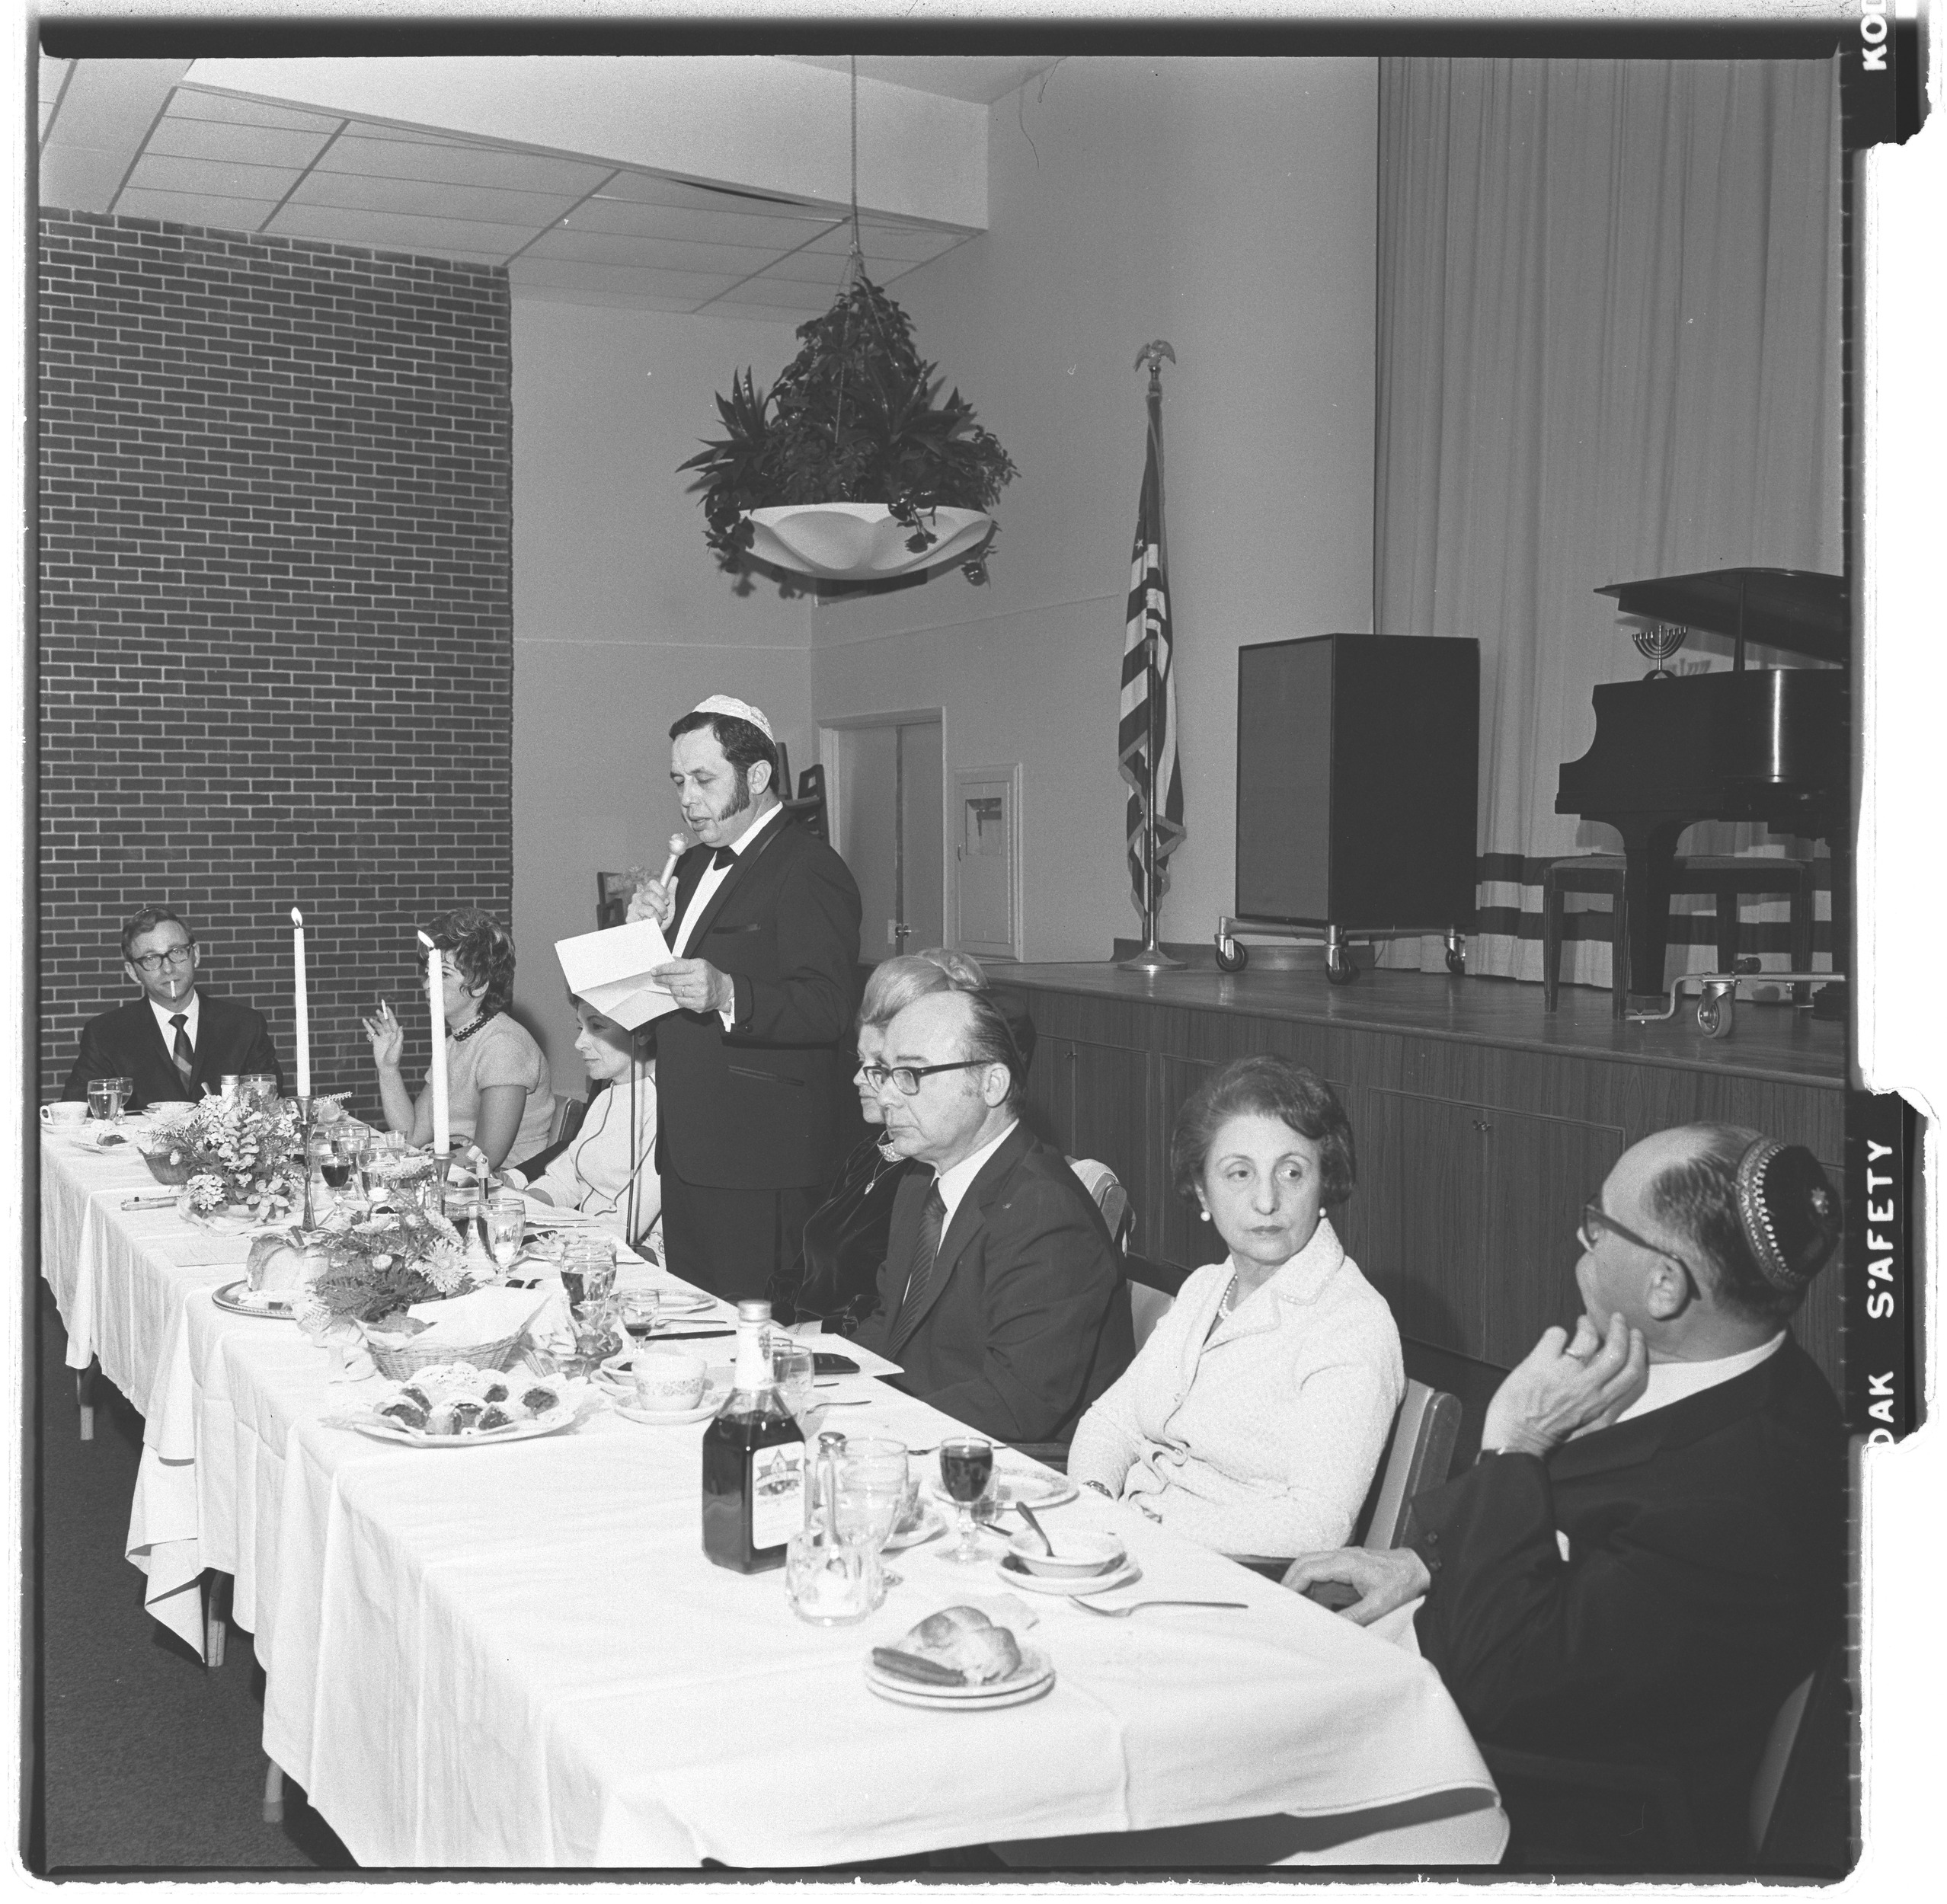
xmin=384 ymin=1285 xmax=551 ymax=1348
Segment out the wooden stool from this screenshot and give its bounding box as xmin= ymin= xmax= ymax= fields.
xmin=1543 ymin=854 xmax=1815 ymax=1015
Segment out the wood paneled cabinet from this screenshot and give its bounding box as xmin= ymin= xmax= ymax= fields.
xmin=1017 ymin=976 xmax=1841 ymax=1393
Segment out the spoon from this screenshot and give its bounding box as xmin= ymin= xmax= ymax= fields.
xmin=1015 ymin=1501 xmax=1057 ymax=1557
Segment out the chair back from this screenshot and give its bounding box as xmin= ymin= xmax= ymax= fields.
xmin=1129 ymin=1283 xmax=1175 ymax=1354
xmin=595 ymin=872 xmax=634 ymax=930
xmin=1749 ymin=1637 xmax=1846 ymax=1862
xmin=1065 ymin=1157 xmax=1132 ymax=1252
xmin=1355 ymin=1379 xmax=1462 ymax=1550
xmin=547 ymin=1093 xmax=590 ymax=1150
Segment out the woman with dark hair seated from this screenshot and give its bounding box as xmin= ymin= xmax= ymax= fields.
xmin=502 ymin=998 xmax=660 ymax=1254
xmin=1067 ymin=1054 xmax=1402 ymax=1557
xmin=360 ymin=908 xmax=556 ymax=1171
xmin=770 ymin=947 xmax=1023 ymax=1331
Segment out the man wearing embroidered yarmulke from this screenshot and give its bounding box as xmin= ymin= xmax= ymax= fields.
xmin=1282 ymin=1123 xmax=1845 ymax=1873
xmin=627 ymin=695 xmax=862 ymax=1301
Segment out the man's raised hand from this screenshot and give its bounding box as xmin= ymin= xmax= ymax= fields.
xmin=1481 ymin=1313 xmax=1649 ymax=1459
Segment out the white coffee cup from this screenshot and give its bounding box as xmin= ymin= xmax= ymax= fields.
xmin=40 ymin=1101 xmax=89 ymax=1129
xmin=631 ymin=1347 xmax=707 ymax=1412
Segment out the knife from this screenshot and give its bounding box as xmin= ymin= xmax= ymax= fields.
xmin=120 ymin=1192 xmax=183 ymax=1209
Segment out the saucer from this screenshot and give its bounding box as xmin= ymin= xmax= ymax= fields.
xmin=609 ymin=1389 xmax=724 ymax=1426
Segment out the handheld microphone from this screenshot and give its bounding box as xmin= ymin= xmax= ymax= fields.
xmin=659 ymin=832 xmax=687 ymax=885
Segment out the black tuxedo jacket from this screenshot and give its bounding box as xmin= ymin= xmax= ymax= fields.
xmin=655 ymin=810 xmax=862 ymax=1190
xmin=849 ymin=1123 xmax=1133 ymax=1445
xmin=64 ymin=994 xmax=284 ymax=1111
xmin=1408 ymin=1335 xmax=1844 ymax=1843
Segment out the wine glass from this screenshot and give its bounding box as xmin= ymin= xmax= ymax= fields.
xmin=771 ymin=1342 xmax=817 ymax=1428
xmin=835 ymin=1438 xmax=910 ymax=1589
xmin=619 ymin=1289 xmax=660 ymax=1340
xmin=938 ymin=1438 xmax=995 ymax=1565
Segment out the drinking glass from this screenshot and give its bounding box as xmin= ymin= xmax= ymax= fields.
xmin=563 ymin=1233 xmax=617 ymax=1306
xmin=771 ymin=1341 xmax=817 ymax=1427
xmin=938 ymin=1438 xmax=995 ymax=1565
xmin=785 ymin=1526 xmax=882 ymax=1625
xmin=107 ymin=1076 xmax=134 ymax=1118
xmin=619 ymin=1289 xmax=661 ymax=1340
xmin=337 ymin=1123 xmax=372 ymax=1198
xmin=86 ymin=1079 xmax=117 ymax=1122
xmin=241 ymin=1074 xmax=278 ymax=1107
xmin=835 ymin=1438 xmax=910 ymax=1589
xmin=484 ymin=1191 xmax=526 ymax=1270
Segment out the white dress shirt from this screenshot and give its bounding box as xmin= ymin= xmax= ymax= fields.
xmin=670 ymin=801 xmax=786 ymax=957
xmin=148 ymin=992 xmax=200 ymax=1053
xmin=1613 ymin=1331 xmax=1786 ymax=1424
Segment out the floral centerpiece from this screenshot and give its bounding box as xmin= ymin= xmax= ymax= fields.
xmin=294 ymin=1205 xmax=478 ymax=1332
xmin=147 ymin=1095 xmax=305 ymax=1220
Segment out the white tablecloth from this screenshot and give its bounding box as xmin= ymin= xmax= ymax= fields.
xmin=51 ymin=1130 xmax=1505 ymax=1867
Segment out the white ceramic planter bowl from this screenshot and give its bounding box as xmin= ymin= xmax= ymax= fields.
xmin=743 ymin=503 xmax=993 ymax=580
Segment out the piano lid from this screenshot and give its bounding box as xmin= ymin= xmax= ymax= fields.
xmin=1594 ymin=567 xmax=1848 ymax=666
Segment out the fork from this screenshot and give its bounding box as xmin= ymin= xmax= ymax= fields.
xmin=1067 ymin=1597 xmax=1249 ymax=1617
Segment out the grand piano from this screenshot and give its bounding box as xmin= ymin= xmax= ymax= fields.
xmin=1555 ymin=566 xmax=1848 ymax=1002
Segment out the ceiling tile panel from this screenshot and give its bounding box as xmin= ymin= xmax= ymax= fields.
xmin=316 ymin=133 xmax=612 ymax=196
xmin=698 ymin=276 xmax=842 ymax=314
xmin=564 ymin=196 xmax=838 ymax=249
xmin=144 ymin=117 xmax=335 ymax=169
xmin=170 ymin=87 xmax=343 ymax=134
xmin=521 ymin=230 xmax=786 ymax=277
xmin=113 ymin=188 xmax=284 ymax=233
xmin=596 ymin=170 xmax=814 ymax=214
xmin=264 ymin=203 xmax=533 ymax=259
xmin=287 ymin=171 xmax=574 ymax=228
xmin=123 ymin=152 xmax=304 ymax=203
xmin=508 ymin=258 xmax=743 ymax=300
xmin=800 ymin=222 xmax=968 ymax=264
xmin=510 ymin=282 xmax=724 ymax=317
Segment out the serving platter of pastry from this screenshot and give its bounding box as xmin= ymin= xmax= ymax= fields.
xmin=212 ymin=1279 xmax=297 ymax=1320
xmin=865 ymin=1606 xmax=1053 ymax=1709
xmin=334 ymin=1363 xmax=595 ymax=1447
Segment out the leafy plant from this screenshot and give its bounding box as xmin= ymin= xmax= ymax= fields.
xmin=681 ymin=273 xmax=1018 ymax=586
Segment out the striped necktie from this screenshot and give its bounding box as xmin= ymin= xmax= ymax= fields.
xmin=894 ymin=1181 xmax=948 ymax=1337
xmin=169 ymin=1012 xmax=194 ymax=1088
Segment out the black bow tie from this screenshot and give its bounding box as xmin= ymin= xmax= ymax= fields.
xmin=710 ymin=846 xmax=737 ymax=871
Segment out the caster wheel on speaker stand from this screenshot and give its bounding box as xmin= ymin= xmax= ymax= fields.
xmin=1445 ymin=950 xmax=1466 ymax=976
xmin=1325 ymin=947 xmax=1360 ymax=986
xmin=1214 ymin=936 xmax=1248 ymax=973
xmin=1696 ymin=987 xmax=1734 ymax=1039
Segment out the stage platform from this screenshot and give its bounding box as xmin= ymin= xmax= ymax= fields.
xmin=1002 ymin=962 xmax=1846 ymax=1397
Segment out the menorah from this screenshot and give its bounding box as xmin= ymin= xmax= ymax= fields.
xmin=1632 ymin=619 xmax=1690 ymax=679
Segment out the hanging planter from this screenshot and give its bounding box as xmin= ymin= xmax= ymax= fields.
xmin=681 ymin=271 xmax=1018 ymax=589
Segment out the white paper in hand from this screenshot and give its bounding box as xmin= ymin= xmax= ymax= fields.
xmin=554 ymin=920 xmax=683 ymax=1030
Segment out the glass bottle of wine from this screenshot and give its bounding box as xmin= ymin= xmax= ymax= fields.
xmin=702 ymin=1300 xmax=805 ymax=1573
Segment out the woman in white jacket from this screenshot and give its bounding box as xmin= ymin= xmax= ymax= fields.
xmin=1068 ymin=1056 xmax=1402 ymax=1558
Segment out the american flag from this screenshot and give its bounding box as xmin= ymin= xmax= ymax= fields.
xmin=1117 ymin=420 xmax=1186 ymax=915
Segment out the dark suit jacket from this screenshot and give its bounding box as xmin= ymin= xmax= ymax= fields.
xmin=849 ymin=1123 xmax=1133 ymax=1445
xmin=1408 ymin=1336 xmax=1844 ymax=1853
xmin=64 ymin=994 xmax=284 ymax=1111
xmin=655 ymin=810 xmax=862 ymax=1190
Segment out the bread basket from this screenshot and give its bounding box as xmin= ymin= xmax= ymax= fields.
xmin=364 ymin=1328 xmax=527 ymax=1382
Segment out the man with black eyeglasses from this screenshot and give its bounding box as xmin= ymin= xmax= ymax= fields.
xmin=1282 ymin=1123 xmax=1845 ymax=1870
xmin=846 ymin=987 xmax=1130 ymax=1446
xmin=62 ymin=906 xmax=283 ymax=1110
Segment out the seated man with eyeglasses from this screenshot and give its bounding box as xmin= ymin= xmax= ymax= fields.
xmin=846 ymin=987 xmax=1131 ymax=1447
xmin=63 ymin=906 xmax=284 ymax=1110
xmin=1281 ymin=1123 xmax=1844 ymax=1871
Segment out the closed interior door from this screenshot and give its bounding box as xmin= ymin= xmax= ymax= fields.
xmin=833 ymin=720 xmax=943 ymax=962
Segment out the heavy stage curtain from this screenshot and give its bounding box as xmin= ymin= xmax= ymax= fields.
xmin=1373 ymin=57 xmax=1842 ymax=991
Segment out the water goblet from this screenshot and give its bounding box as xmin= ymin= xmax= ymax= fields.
xmin=86 ymin=1079 xmax=118 ymax=1122
xmin=241 ymin=1073 xmax=278 ymax=1108
xmin=484 ymin=1191 xmax=526 ymax=1271
xmin=107 ymin=1076 xmax=134 ymax=1119
xmin=938 ymin=1438 xmax=995 ymax=1566
xmin=835 ymin=1437 xmax=910 ymax=1589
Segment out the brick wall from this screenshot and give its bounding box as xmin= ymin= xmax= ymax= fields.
xmin=38 ymin=208 xmax=513 ymax=1110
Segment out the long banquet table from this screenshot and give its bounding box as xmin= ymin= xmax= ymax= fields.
xmin=42 ymin=1129 xmax=1507 ymax=1869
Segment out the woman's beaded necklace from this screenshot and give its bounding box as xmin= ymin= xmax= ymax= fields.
xmin=450 ymin=1008 xmax=493 ymax=1045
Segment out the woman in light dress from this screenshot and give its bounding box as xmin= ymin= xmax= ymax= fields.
xmin=502 ymin=998 xmax=661 ymax=1255
xmin=360 ymin=909 xmax=556 ymax=1172
xmin=1067 ymin=1055 xmax=1402 ymax=1558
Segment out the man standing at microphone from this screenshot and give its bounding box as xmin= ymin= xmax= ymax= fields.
xmin=630 ymin=695 xmax=863 ymax=1301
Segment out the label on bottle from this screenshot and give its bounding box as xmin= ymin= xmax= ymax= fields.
xmin=750 ymin=1441 xmax=805 ymax=1551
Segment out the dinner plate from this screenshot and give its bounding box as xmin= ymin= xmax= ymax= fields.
xmin=926 ymin=1467 xmax=1079 ymax=1513
xmin=866 ymin=1673 xmax=1055 ymax=1714
xmin=69 ymin=1126 xmax=140 ymax=1155
xmin=212 ymin=1279 xmax=297 ymax=1320
xmin=997 ymin=1552 xmax=1141 ymax=1596
xmin=864 ymin=1645 xmax=1053 ymax=1704
xmin=350 ymin=1410 xmax=580 ymax=1449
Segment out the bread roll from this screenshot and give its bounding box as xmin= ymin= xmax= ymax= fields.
xmin=900 ymin=1606 xmax=1020 ymax=1684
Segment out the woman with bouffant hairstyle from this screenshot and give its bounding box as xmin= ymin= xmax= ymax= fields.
xmin=361 ymin=909 xmax=557 ymax=1171
xmin=1067 ymin=1054 xmax=1402 ymax=1558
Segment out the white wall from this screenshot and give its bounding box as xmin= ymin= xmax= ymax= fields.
xmin=510 ymin=297 xmax=814 ymax=1089
xmin=807 ymin=58 xmax=1379 ymax=960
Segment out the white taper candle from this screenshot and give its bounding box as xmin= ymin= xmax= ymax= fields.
xmin=289 ymin=906 xmax=311 ymax=1098
xmin=417 ymin=930 xmax=449 ymax=1157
